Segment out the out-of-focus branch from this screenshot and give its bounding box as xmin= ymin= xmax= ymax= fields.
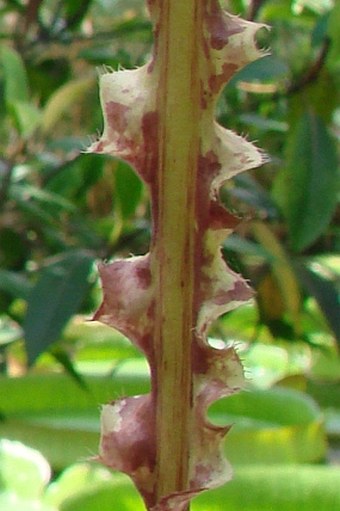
xmin=240 ymin=38 xmax=331 ymax=98
xmin=247 ymin=0 xmax=266 ymax=20
xmin=0 ymin=159 xmax=15 ymax=208
xmin=23 ymin=0 xmax=44 ymax=31
xmin=286 ymin=38 xmax=330 ymax=95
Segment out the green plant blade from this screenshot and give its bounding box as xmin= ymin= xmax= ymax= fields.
xmin=47 ymin=464 xmax=340 ymax=511
xmin=0 ymin=439 xmax=51 ymax=499
xmin=0 ymin=270 xmax=32 ymax=300
xmin=273 ymin=112 xmax=338 ymax=252
xmin=0 ymin=369 xmax=150 ymax=469
xmin=41 ymin=77 xmax=94 ymax=134
xmin=23 ymin=250 xmax=94 ymax=364
xmin=45 ymin=465 xmax=140 ymax=511
xmin=0 ymin=45 xmax=30 ymax=104
xmin=59 ymin=479 xmax=143 ymax=511
xmin=0 ymin=493 xmax=54 ymax=511
xmin=230 ymin=54 xmax=289 ymax=85
xmin=210 ymin=386 xmax=326 ymax=465
xmin=296 ymin=261 xmax=340 ymax=343
xmin=115 ymin=160 xmax=143 ymax=220
xmin=0 ymin=374 xmax=326 ymax=470
xmin=327 ymin=1 xmax=340 ymax=72
xmin=44 ymin=462 xmax=116 ymax=508
xmin=193 ymin=465 xmax=340 ymax=510
xmin=10 ymin=100 xmax=42 ymax=137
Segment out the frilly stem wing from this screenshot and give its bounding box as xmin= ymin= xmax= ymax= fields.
xmin=88 ymin=1 xmax=267 ymax=509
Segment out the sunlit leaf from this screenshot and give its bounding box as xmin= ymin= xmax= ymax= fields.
xmin=41 ymin=77 xmax=95 ymax=134
xmin=59 ymin=479 xmax=143 ymax=511
xmin=0 ymin=45 xmax=29 ymax=104
xmin=193 ymin=465 xmax=340 ymax=510
xmin=0 ymin=373 xmax=326 ymax=470
xmin=210 ymin=386 xmax=326 ymax=465
xmin=0 ymin=493 xmax=54 ymax=511
xmin=46 ymin=463 xmax=340 ymax=511
xmin=252 ymin=221 xmax=301 ymax=331
xmin=44 ymin=462 xmax=115 ymax=508
xmin=0 ymin=439 xmax=51 ymax=499
xmin=10 ymin=101 xmax=42 ymax=137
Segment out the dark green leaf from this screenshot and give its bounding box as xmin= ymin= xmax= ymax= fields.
xmin=231 ymin=174 xmax=278 ymax=218
xmin=23 ymin=251 xmax=94 ymax=364
xmin=230 ymin=55 xmax=289 ymax=85
xmin=63 ymin=0 xmax=92 ymax=29
xmin=311 ymin=13 xmax=330 ymax=47
xmin=239 ymin=113 xmax=288 ymax=133
xmin=223 ymin=234 xmax=273 ymax=261
xmin=273 ymin=112 xmax=339 ymax=252
xmin=10 ymin=183 xmax=76 ymax=213
xmin=0 ymin=270 xmax=32 ymax=299
xmin=115 ymin=161 xmax=143 ymax=219
xmin=51 ymin=347 xmax=89 ymax=393
xmin=296 ymin=261 xmax=340 ymax=342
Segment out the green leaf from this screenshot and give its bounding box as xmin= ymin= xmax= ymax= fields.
xmin=210 ymin=387 xmax=326 ymax=465
xmin=261 ymin=2 xmax=295 ymax=21
xmin=115 ymin=161 xmax=143 ymax=219
xmin=0 ymin=370 xmax=150 ymax=417
xmin=11 ymin=183 xmax=76 ymax=213
xmin=297 ymin=261 xmax=340 ymax=342
xmin=23 ymin=251 xmax=94 ymax=364
xmin=59 ymin=479 xmax=143 ymax=511
xmin=327 ymin=1 xmax=340 ymax=72
xmin=0 ymin=439 xmax=51 ymax=499
xmin=41 ymin=77 xmax=94 ymax=134
xmin=273 ymin=112 xmax=339 ymax=252
xmin=0 ymin=270 xmax=32 ymax=300
xmin=0 ymin=371 xmax=150 ymax=470
xmin=0 ymin=373 xmax=325 ymax=470
xmin=0 ymin=45 xmax=30 ymax=104
xmin=223 ymin=234 xmax=273 ymax=261
xmin=51 ymin=347 xmax=89 ymax=392
xmin=47 ymin=463 xmax=340 ymax=511
xmin=252 ymin=221 xmax=301 ymax=331
xmin=229 ymin=174 xmax=278 ymax=219
xmin=0 ymin=494 xmax=54 ymax=511
xmin=63 ymin=0 xmax=92 ymax=29
xmin=44 ymin=462 xmax=116 ymax=508
xmin=193 ymin=465 xmax=340 ymax=510
xmin=10 ymin=101 xmax=42 ymax=137
xmin=230 ymin=55 xmax=289 ymax=85
xmin=0 ymin=319 xmax=22 ymax=347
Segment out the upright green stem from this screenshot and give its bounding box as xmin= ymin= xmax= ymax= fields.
xmin=152 ymin=0 xmax=202 ymax=504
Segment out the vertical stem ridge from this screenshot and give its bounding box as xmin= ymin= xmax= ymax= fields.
xmin=152 ymin=0 xmax=202 ymax=504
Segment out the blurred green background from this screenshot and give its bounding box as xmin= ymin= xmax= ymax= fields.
xmin=0 ymin=0 xmax=339 ymax=509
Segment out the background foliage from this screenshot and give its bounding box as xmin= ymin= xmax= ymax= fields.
xmin=0 ymin=0 xmax=339 ymax=509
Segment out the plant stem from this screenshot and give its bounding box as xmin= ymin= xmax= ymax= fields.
xmin=151 ymin=0 xmax=202 ymax=506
